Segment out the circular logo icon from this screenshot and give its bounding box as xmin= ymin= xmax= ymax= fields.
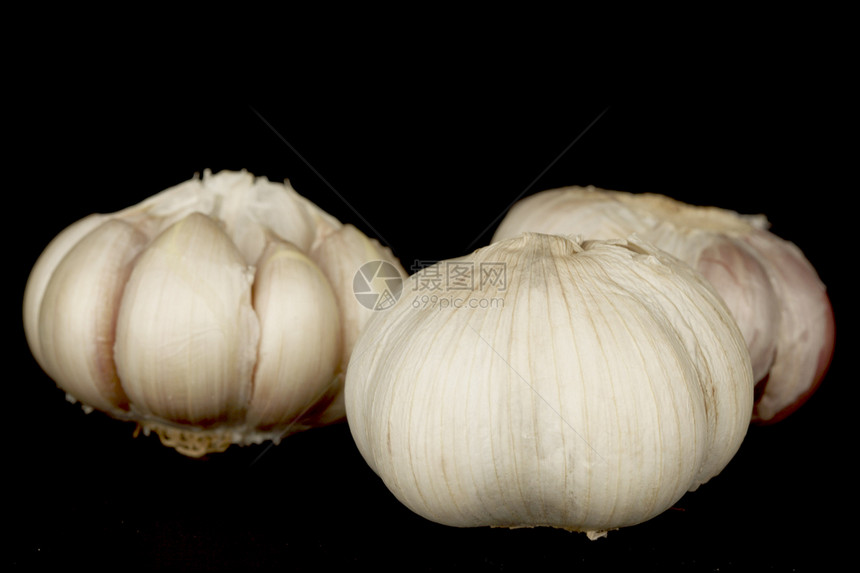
xmin=353 ymin=260 xmax=404 ymax=310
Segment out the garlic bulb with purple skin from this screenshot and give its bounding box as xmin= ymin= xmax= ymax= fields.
xmin=492 ymin=187 xmax=835 ymax=423
xmin=23 ymin=169 xmax=405 ymax=457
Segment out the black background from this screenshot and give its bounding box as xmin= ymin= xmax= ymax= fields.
xmin=8 ymin=47 xmax=854 ymax=572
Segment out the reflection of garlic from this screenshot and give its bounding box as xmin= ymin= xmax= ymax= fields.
xmin=346 ymin=234 xmax=753 ymax=538
xmin=493 ymin=187 xmax=835 ymax=423
xmin=23 ymin=169 xmax=405 ymax=457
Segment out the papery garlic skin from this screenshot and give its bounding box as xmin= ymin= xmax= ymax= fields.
xmin=345 ymin=234 xmax=753 ymax=536
xmin=492 ymin=187 xmax=835 ymax=423
xmin=23 ymin=169 xmax=405 ymax=457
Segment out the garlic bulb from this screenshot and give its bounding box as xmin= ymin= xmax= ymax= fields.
xmin=492 ymin=187 xmax=835 ymax=423
xmin=23 ymin=169 xmax=405 ymax=457
xmin=345 ymin=233 xmax=753 ymax=537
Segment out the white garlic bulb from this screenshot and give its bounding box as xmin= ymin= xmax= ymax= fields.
xmin=345 ymin=233 xmax=753 ymax=537
xmin=492 ymin=187 xmax=835 ymax=423
xmin=23 ymin=169 xmax=405 ymax=457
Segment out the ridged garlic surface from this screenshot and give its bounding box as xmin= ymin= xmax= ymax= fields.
xmin=23 ymin=169 xmax=405 ymax=457
xmin=345 ymin=234 xmax=753 ymax=537
xmin=492 ymin=187 xmax=835 ymax=423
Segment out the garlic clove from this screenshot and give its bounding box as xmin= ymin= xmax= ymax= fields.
xmin=742 ymin=229 xmax=836 ymax=423
xmin=310 ymin=223 xmax=404 ymax=368
xmin=23 ymin=213 xmax=108 ymax=371
xmin=694 ymin=235 xmax=780 ymax=382
xmin=114 ymin=212 xmax=259 ymax=427
xmin=35 ymin=218 xmax=148 ymax=415
xmin=245 ymin=240 xmax=343 ymax=431
xmin=309 ymin=223 xmax=405 ymax=425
